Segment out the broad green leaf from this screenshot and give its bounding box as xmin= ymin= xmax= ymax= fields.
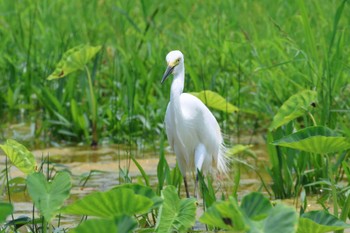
xmin=156 ymin=186 xmax=196 ymax=233
xmin=0 ymin=202 xmax=13 ymax=223
xmin=0 ymin=139 xmax=36 ymax=174
xmin=69 ymin=215 xmax=137 ymax=233
xmin=200 ymin=196 xmax=248 ymax=231
xmin=27 ymin=171 xmax=71 ymax=222
xmin=189 ymin=90 xmax=239 ymax=113
xmin=240 ymin=192 xmax=272 ymax=221
xmin=297 ymin=211 xmax=350 ymax=233
xmin=200 ymin=193 xmax=297 ymax=233
xmin=61 ymin=187 xmax=153 ymax=218
xmin=272 ymin=126 xmax=350 ymax=154
xmin=269 ymin=90 xmax=317 ymax=131
xmin=47 ymin=44 xmax=101 ymax=80
xmin=261 ymin=204 xmax=297 ymax=233
xmin=113 ymin=183 xmax=163 ymax=209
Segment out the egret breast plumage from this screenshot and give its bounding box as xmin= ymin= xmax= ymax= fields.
xmin=161 ymin=50 xmax=229 ymax=197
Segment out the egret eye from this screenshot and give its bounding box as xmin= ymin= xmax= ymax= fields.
xmin=176 ymin=58 xmax=180 ymax=63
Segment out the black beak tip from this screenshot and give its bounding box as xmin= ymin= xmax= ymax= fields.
xmin=161 ymin=65 xmax=174 ymax=84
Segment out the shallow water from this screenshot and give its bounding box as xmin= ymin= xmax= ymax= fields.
xmin=1 ymin=134 xmax=337 ymax=231
xmin=0 ymin=135 xmax=271 ymax=230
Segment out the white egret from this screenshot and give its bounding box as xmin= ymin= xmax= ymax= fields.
xmin=161 ymin=50 xmax=229 ymax=198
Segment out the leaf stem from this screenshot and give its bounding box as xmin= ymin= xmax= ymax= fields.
xmin=326 ymin=154 xmax=338 ymax=217
xmin=308 ymin=111 xmax=317 ymax=126
xmin=5 ymin=157 xmax=14 ymax=221
xmin=84 ymin=65 xmax=98 ymax=145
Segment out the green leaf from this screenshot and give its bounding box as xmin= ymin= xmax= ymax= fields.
xmin=200 ymin=196 xmax=247 ymax=231
xmin=200 ymin=193 xmax=298 ymax=233
xmin=227 ymin=144 xmax=257 ymax=159
xmin=62 ymin=187 xmax=153 ymax=218
xmin=47 ymin=44 xmax=101 ymax=80
xmin=189 ymin=90 xmax=239 ymax=113
xmin=69 ymin=215 xmax=137 ymax=233
xmin=113 ymin=183 xmax=163 ymax=209
xmin=297 ymin=211 xmax=350 ymax=233
xmin=272 ymin=126 xmax=350 ymax=154
xmin=0 ymin=139 xmax=36 ymax=174
xmin=269 ymin=90 xmax=317 ymax=131
xmin=260 ymin=204 xmax=297 ymax=233
xmin=156 ymin=186 xmax=196 ymax=233
xmin=240 ymin=192 xmax=272 ymax=221
xmin=26 ymin=171 xmax=71 ymax=222
xmin=130 ymin=157 xmax=150 ymax=187
xmin=0 ymin=202 xmax=13 ymax=223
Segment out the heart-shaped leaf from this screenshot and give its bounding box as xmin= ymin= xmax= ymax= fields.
xmin=0 ymin=139 xmax=36 ymax=174
xmin=189 ymin=90 xmax=239 ymax=113
xmin=69 ymin=215 xmax=137 ymax=233
xmin=297 ymin=211 xmax=350 ymax=233
xmin=26 ymin=171 xmax=72 ymax=222
xmin=47 ymin=44 xmax=101 ymax=80
xmin=156 ymin=186 xmax=197 ymax=233
xmin=240 ymin=192 xmax=272 ymax=221
xmin=200 ymin=192 xmax=298 ymax=233
xmin=269 ymin=90 xmax=317 ymax=131
xmin=260 ymin=203 xmax=297 ymax=233
xmin=272 ymin=126 xmax=350 ymax=154
xmin=200 ymin=196 xmax=247 ymax=231
xmin=113 ymin=183 xmax=163 ymax=209
xmin=61 ymin=187 xmax=153 ymax=218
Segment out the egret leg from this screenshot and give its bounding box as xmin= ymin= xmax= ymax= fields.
xmin=183 ymin=176 xmax=190 ymax=198
xmin=195 ymin=169 xmax=200 ymax=200
xmin=194 ymin=144 xmax=206 ymax=199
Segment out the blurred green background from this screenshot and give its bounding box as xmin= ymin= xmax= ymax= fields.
xmin=0 ymin=0 xmax=349 ymax=148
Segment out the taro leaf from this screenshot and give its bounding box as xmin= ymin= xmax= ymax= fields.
xmin=272 ymin=126 xmax=350 ymax=154
xmin=260 ymin=203 xmax=297 ymax=233
xmin=155 ymin=186 xmax=196 ymax=233
xmin=0 ymin=202 xmax=13 ymax=223
xmin=189 ymin=90 xmax=239 ymax=113
xmin=200 ymin=193 xmax=297 ymax=233
xmin=199 ymin=196 xmax=247 ymax=231
xmin=69 ymin=215 xmax=137 ymax=233
xmin=61 ymin=187 xmax=153 ymax=218
xmin=47 ymin=44 xmax=101 ymax=80
xmin=240 ymin=192 xmax=272 ymax=221
xmin=0 ymin=139 xmax=36 ymax=174
xmin=297 ymin=211 xmax=350 ymax=233
xmin=269 ymin=90 xmax=317 ymax=131
xmin=26 ymin=171 xmax=71 ymax=222
xmin=113 ymin=183 xmax=163 ymax=209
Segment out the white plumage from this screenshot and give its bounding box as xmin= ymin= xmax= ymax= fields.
xmin=161 ymin=50 xmax=229 ymax=197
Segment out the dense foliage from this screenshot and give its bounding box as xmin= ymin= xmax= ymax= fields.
xmin=1 ymin=0 xmax=350 ymax=232
xmin=0 ymin=0 xmax=348 ymax=147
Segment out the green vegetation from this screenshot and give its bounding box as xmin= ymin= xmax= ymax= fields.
xmin=2 ymin=140 xmax=350 ymax=232
xmin=1 ymin=0 xmax=350 ymax=232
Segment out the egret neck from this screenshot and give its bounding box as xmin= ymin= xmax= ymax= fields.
xmin=170 ymin=65 xmax=185 ymax=100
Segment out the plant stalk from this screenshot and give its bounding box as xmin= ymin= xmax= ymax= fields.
xmin=326 ymin=154 xmax=338 ymax=217
xmin=85 ymin=65 xmax=98 ymax=146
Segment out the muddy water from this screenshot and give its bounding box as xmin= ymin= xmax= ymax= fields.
xmin=0 ymin=135 xmax=274 ymax=230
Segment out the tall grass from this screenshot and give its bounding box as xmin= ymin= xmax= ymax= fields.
xmin=0 ymin=0 xmax=350 ymax=211
xmin=0 ymin=0 xmax=349 ymax=147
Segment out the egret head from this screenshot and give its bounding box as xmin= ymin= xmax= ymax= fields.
xmin=161 ymin=50 xmax=184 ymax=84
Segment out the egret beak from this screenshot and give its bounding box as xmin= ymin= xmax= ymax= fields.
xmin=161 ymin=65 xmax=175 ymax=84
